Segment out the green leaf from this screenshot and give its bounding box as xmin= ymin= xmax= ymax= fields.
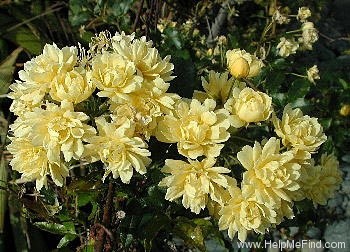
xmin=265 ymin=71 xmax=285 ymax=93
xmin=34 ymin=222 xmax=76 ymax=235
xmin=57 ymin=234 xmax=78 ymax=248
xmin=0 ymin=47 xmax=22 ymax=95
xmin=290 ymin=98 xmax=309 ymax=109
xmin=0 ymin=158 xmax=8 ymax=233
xmin=319 ymin=118 xmax=332 ymax=130
xmin=288 ymin=79 xmax=310 ymax=102
xmin=164 ymin=28 xmax=182 ymax=49
xmin=174 ymin=217 xmax=206 ymax=251
xmin=339 ymin=78 xmax=349 ymax=90
xmin=140 ymin=214 xmax=170 ymax=251
xmin=77 ymin=191 xmax=98 ymax=207
xmin=271 ymin=92 xmax=286 ymax=107
xmin=3 ymin=27 xmax=44 ymax=55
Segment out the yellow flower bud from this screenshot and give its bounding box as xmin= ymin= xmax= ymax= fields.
xmin=340 ymin=104 xmax=350 ymax=116
xmin=228 ymin=57 xmax=250 ymax=78
xmin=226 ymin=49 xmax=264 ymax=78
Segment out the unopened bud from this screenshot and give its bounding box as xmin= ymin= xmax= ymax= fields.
xmin=340 ymin=104 xmax=350 ymax=116
xmin=228 ymin=57 xmax=250 ymax=78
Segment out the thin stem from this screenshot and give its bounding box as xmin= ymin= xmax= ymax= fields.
xmin=4 ymin=3 xmax=64 ymax=34
xmin=225 ymin=78 xmax=239 ymax=102
xmin=132 ymin=0 xmax=145 ymax=33
xmin=287 ymin=73 xmax=306 ymax=78
xmin=243 ymin=78 xmax=258 ymax=91
xmin=231 ymin=135 xmax=254 ymax=143
xmin=286 ymin=29 xmax=302 ymax=34
xmin=94 ymin=181 xmax=115 ymax=252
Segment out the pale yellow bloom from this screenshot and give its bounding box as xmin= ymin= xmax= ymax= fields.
xmin=157 ymin=18 xmax=177 ymax=33
xmin=306 ymin=65 xmax=320 ymax=84
xmin=272 ymin=9 xmax=290 ymax=24
xmin=274 ymin=199 xmax=295 ymax=224
xmin=226 ymin=49 xmax=264 ymax=78
xmin=193 ymin=71 xmax=234 ymax=105
xmin=277 ymin=37 xmax=299 ymax=57
xmin=109 ymin=79 xmax=180 ymax=139
xmin=91 ymin=51 xmax=142 ymax=102
xmin=159 ymin=158 xmax=232 ymax=214
xmin=156 ymin=99 xmax=230 ymax=159
xmin=7 ymin=137 xmax=68 ymax=190
xmin=300 ymin=154 xmax=342 ymax=206
xmin=84 ymin=117 xmax=151 ymax=183
xmin=8 ymin=82 xmax=46 ymax=116
xmin=112 ymin=32 xmax=174 ymax=83
xmin=50 ymin=67 xmax=95 ymax=104
xmin=224 ymin=87 xmax=273 ymax=128
xmin=297 ymin=7 xmax=312 ymax=22
xmin=300 ymin=22 xmax=318 ymax=50
xmin=18 ymin=43 xmax=77 ymax=89
xmin=238 ymin=137 xmax=301 ymax=205
xmin=272 ymin=104 xmax=326 ymax=152
xmin=10 ymin=101 xmax=96 ymax=163
xmin=8 ymin=43 xmax=78 ymax=116
xmin=218 ymin=184 xmax=277 ymax=242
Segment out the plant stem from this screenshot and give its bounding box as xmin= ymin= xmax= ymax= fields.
xmin=94 ymin=181 xmax=114 ymax=252
xmin=132 ymin=0 xmax=145 ymax=33
xmin=231 ymin=135 xmax=254 ymax=143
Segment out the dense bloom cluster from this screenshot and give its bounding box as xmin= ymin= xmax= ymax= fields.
xmin=7 ymin=28 xmax=342 ymax=243
xmin=8 ymin=32 xmax=178 ymax=188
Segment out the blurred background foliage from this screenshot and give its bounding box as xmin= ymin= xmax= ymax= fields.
xmin=0 ymin=0 xmax=349 ymax=251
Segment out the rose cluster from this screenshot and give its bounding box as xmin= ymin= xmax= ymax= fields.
xmin=274 ymin=6 xmax=319 ymax=58
xmin=7 ymin=31 xmax=342 ymax=242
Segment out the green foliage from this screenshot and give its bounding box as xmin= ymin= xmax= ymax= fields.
xmin=0 ymin=47 xmax=22 ymax=95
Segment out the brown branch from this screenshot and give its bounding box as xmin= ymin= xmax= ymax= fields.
xmin=132 ymin=0 xmax=145 ymax=33
xmin=94 ymin=182 xmax=115 ymax=252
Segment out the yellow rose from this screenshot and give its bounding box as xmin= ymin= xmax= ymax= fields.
xmin=228 ymin=57 xmax=250 ymax=78
xmin=83 ymin=117 xmax=151 ymax=183
xmin=193 ymin=71 xmax=234 ymax=105
xmin=155 ymin=99 xmax=230 ymax=159
xmin=297 ymin=154 xmax=342 ymax=206
xmin=218 ymin=184 xmax=277 ymax=242
xmin=91 ymin=51 xmax=142 ymax=102
xmin=300 ymin=22 xmax=318 ymax=50
xmin=112 ymin=32 xmax=174 ymax=83
xmin=50 ymin=67 xmax=95 ymax=104
xmin=226 ymin=49 xmax=264 ymax=78
xmin=277 ymin=37 xmax=299 ymax=57
xmin=306 ymin=65 xmax=320 ymax=84
xmin=8 ymin=82 xmax=46 ymax=116
xmin=18 ymin=43 xmax=77 ymax=88
xmin=159 ymin=158 xmax=232 ymax=214
xmin=272 ymin=9 xmax=290 ymax=24
xmin=109 ymin=79 xmax=180 ymax=140
xmin=7 ymin=137 xmax=69 ymax=190
xmin=237 ymin=137 xmax=301 ymax=206
xmin=272 ymin=104 xmax=326 ymax=152
xmin=10 ymin=101 xmax=96 ymax=163
xmin=224 ymin=87 xmax=273 ymax=128
xmin=297 ymin=7 xmax=312 ymax=22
